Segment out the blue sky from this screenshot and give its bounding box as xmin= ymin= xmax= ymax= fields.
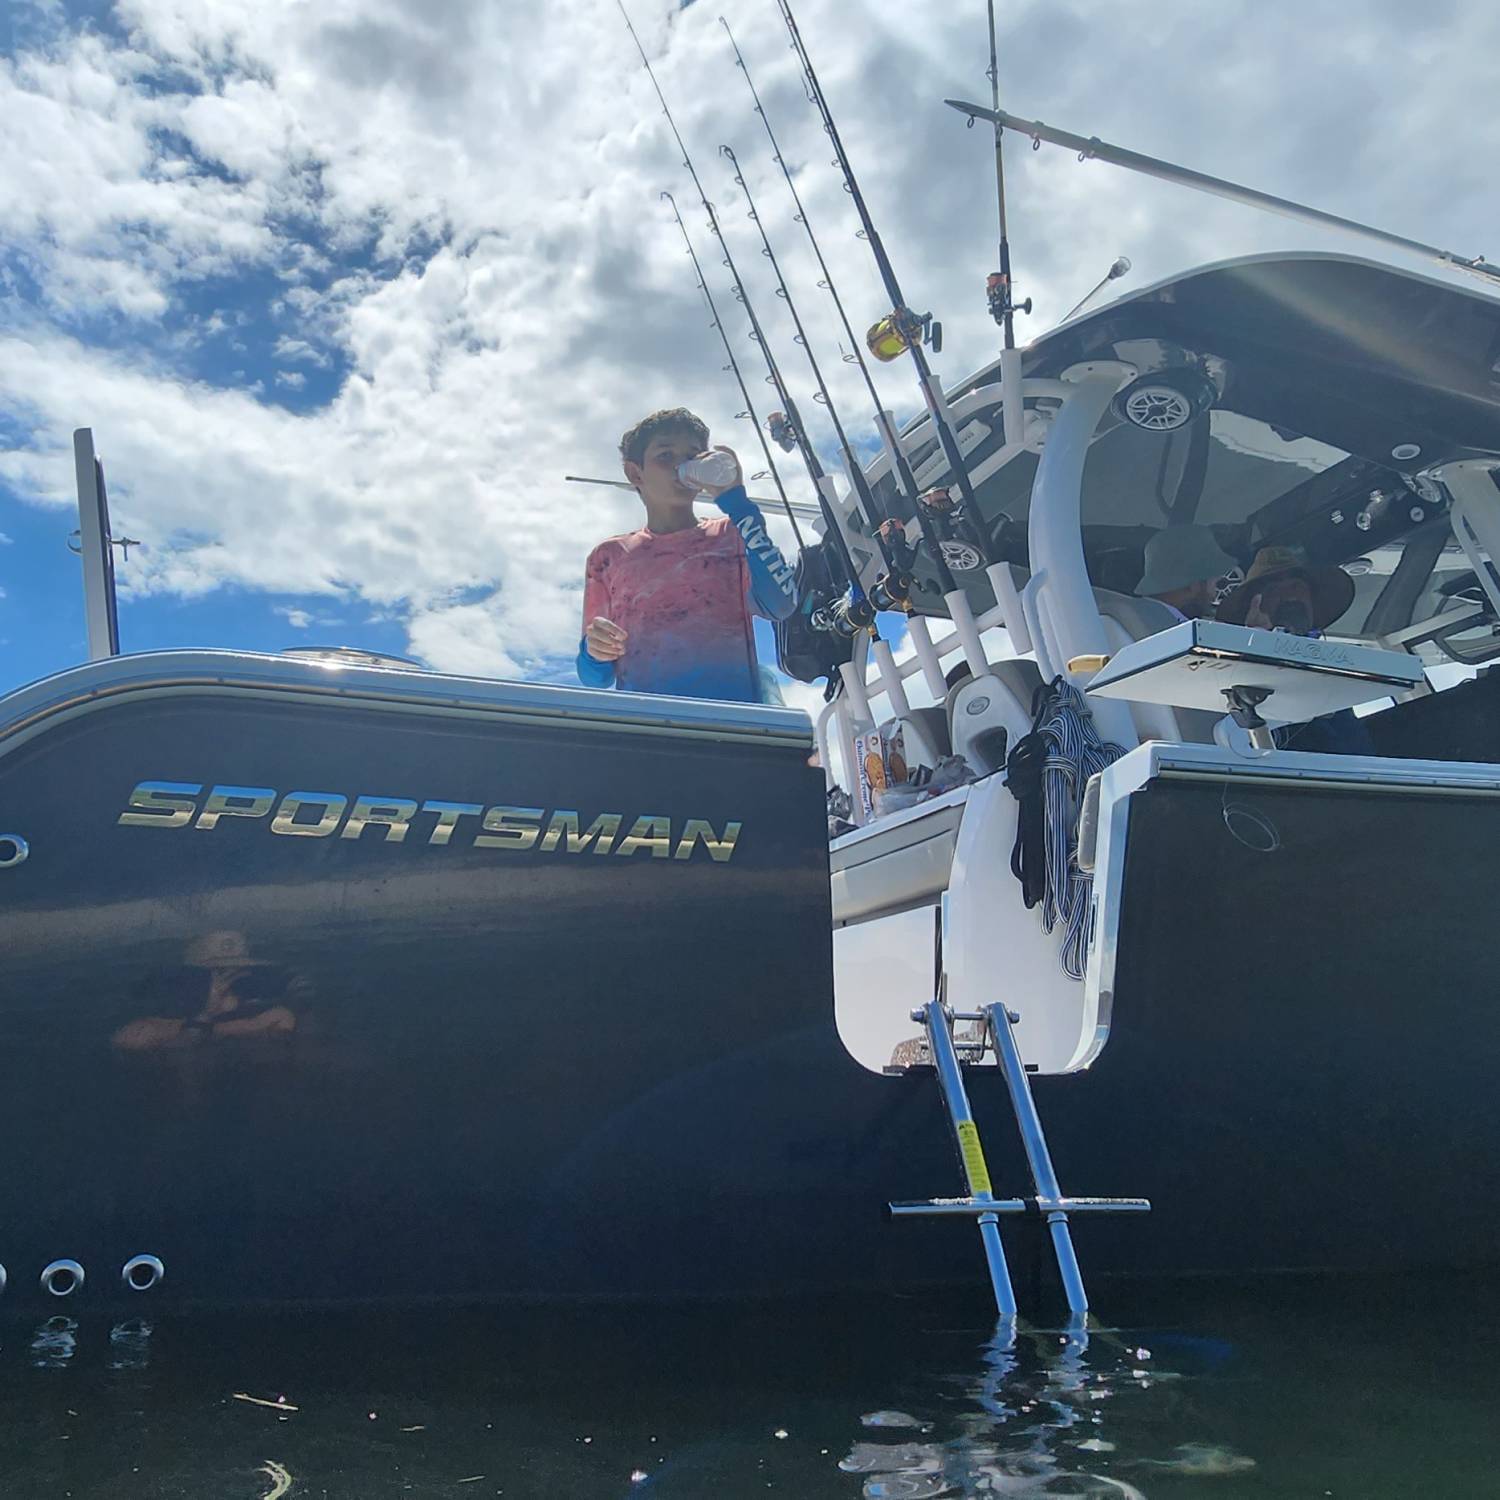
xmin=3 ymin=0 xmax=1497 ymax=704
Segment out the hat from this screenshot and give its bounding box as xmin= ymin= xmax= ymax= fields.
xmin=1137 ymin=525 xmax=1239 ymax=597
xmin=1215 ymin=544 xmax=1355 ymax=630
xmin=182 ymin=930 xmax=267 ymax=968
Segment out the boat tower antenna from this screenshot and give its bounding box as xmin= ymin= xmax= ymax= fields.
xmin=980 ymin=0 xmax=1029 ymax=349
xmin=660 ymin=189 xmax=804 ymax=550
xmin=775 ymin=0 xmax=996 ymax=576
xmin=615 ymin=0 xmax=875 ymax=629
xmin=718 ymin=17 xmax=955 ymax=598
xmin=1061 ymin=255 xmax=1132 ymax=324
xmin=719 ymin=144 xmax=916 ymax=608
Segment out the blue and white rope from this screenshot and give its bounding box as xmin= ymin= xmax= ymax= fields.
xmin=1035 ymin=681 xmax=1125 ymax=979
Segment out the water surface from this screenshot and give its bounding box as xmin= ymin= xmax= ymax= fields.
xmin=1 ymin=1273 xmax=1494 ymax=1497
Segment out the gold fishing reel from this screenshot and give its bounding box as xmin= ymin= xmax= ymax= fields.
xmin=866 ymin=307 xmax=942 ymax=362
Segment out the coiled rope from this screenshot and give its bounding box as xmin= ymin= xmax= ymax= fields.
xmin=1008 ymin=678 xmax=1125 ymax=980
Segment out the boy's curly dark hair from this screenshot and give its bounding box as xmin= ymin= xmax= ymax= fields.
xmin=619 ymin=408 xmax=709 ymax=468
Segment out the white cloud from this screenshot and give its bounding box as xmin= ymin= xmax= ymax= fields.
xmin=1 ymin=0 xmax=1498 ymax=685
xmin=273 ymin=369 xmax=306 ymax=389
xmin=273 ymin=336 xmax=330 ymax=367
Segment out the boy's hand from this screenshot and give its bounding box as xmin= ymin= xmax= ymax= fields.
xmin=698 ymin=445 xmax=742 ymax=498
xmin=585 ymin=616 xmax=628 ymax=661
xmin=1243 ymin=591 xmax=1273 ymax=630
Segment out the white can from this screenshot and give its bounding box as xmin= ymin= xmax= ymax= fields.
xmin=677 ymin=452 xmax=739 ymax=491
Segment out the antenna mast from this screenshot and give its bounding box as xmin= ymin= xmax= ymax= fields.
xmin=661 ymin=190 xmax=804 ymax=549
xmin=719 ymin=17 xmax=954 ymax=596
xmin=776 ymin=0 xmax=996 ymax=575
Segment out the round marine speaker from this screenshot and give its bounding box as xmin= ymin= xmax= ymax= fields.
xmin=1114 ymin=368 xmax=1218 ymax=432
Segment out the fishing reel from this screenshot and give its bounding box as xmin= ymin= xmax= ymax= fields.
xmin=812 ymin=585 xmax=877 ymax=637
xmin=775 ymin=543 xmax=857 ymax=689
xmin=766 ymin=410 xmax=800 ymax=453
xmin=869 ymin=519 xmax=916 ymax=613
xmin=918 ymin=486 xmax=985 ymax=574
xmin=986 ymin=271 xmax=1032 ymax=328
xmin=870 ymin=572 xmax=913 ymax=614
xmin=866 ymin=307 xmax=941 ymax=362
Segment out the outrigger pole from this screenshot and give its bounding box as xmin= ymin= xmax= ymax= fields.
xmin=616 ymin=0 xmax=875 ymax=628
xmin=945 ymin=101 xmax=1500 ymax=289
xmin=718 ymin=17 xmax=956 ymax=598
xmin=719 ymin=144 xmax=914 ymax=610
xmin=660 ymin=189 xmax=805 ymax=550
xmin=776 ymin=0 xmax=998 ymax=577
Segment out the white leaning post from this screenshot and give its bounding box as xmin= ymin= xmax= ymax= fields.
xmin=1027 ymin=367 xmax=1137 ymax=747
xmin=72 ymin=428 xmax=119 ymax=662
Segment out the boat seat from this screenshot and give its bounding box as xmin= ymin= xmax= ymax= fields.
xmin=1094 ymin=589 xmax=1180 ymax=645
xmin=896 ymin=706 xmax=951 ymax=771
xmin=1093 ymin=588 xmax=1222 ymax=744
xmin=947 ymin=659 xmax=1043 ymax=775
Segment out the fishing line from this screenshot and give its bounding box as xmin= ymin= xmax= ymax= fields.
xmin=719 ymin=18 xmax=953 ymax=598
xmin=615 ymin=0 xmax=873 ymax=621
xmin=776 ymin=0 xmax=996 ymax=580
xmin=718 ymin=142 xmax=911 ymax=603
xmin=660 ymin=189 xmax=805 ymax=549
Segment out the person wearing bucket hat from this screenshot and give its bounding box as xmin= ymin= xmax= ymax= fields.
xmin=112 ymin=930 xmax=305 ymax=1050
xmin=1213 ymin=546 xmax=1372 ymax=755
xmin=1215 ymin=544 xmax=1355 ymax=635
xmin=1136 ymin=525 xmax=1240 ymax=621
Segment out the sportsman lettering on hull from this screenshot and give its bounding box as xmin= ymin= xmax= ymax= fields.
xmin=117 ymin=782 xmax=743 ymax=862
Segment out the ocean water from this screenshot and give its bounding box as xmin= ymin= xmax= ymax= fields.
xmin=1 ymin=1272 xmax=1495 ymax=1498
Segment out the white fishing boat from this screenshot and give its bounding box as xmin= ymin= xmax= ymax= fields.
xmin=1 ymin=5 xmax=1497 ymax=1317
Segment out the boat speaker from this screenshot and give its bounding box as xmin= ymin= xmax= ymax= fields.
xmin=1114 ymin=368 xmax=1217 ymax=432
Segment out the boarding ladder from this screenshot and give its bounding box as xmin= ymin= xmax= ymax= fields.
xmin=890 ymin=998 xmax=1150 ymax=1318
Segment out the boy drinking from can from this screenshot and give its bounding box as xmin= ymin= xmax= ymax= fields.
xmin=577 ymin=407 xmax=797 ymax=702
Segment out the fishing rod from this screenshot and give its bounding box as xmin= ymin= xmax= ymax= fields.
xmin=615 ymin=0 xmax=875 ymax=628
xmin=776 ymin=0 xmax=996 ymax=576
xmin=980 ymin=0 xmax=1030 ymax=348
xmin=719 ymin=143 xmax=915 ymax=610
xmin=718 ymin=17 xmax=954 ymax=598
xmin=661 ymin=189 xmax=804 ymax=551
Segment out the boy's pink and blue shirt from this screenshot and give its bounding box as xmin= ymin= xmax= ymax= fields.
xmin=576 ymin=486 xmax=796 ymax=703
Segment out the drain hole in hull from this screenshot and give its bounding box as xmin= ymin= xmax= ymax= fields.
xmin=40 ymin=1259 xmax=85 ymax=1297
xmin=121 ymin=1254 xmax=165 ymax=1292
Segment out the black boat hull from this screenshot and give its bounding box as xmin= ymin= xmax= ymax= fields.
xmin=1 ymin=658 xmax=1496 ymax=1312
